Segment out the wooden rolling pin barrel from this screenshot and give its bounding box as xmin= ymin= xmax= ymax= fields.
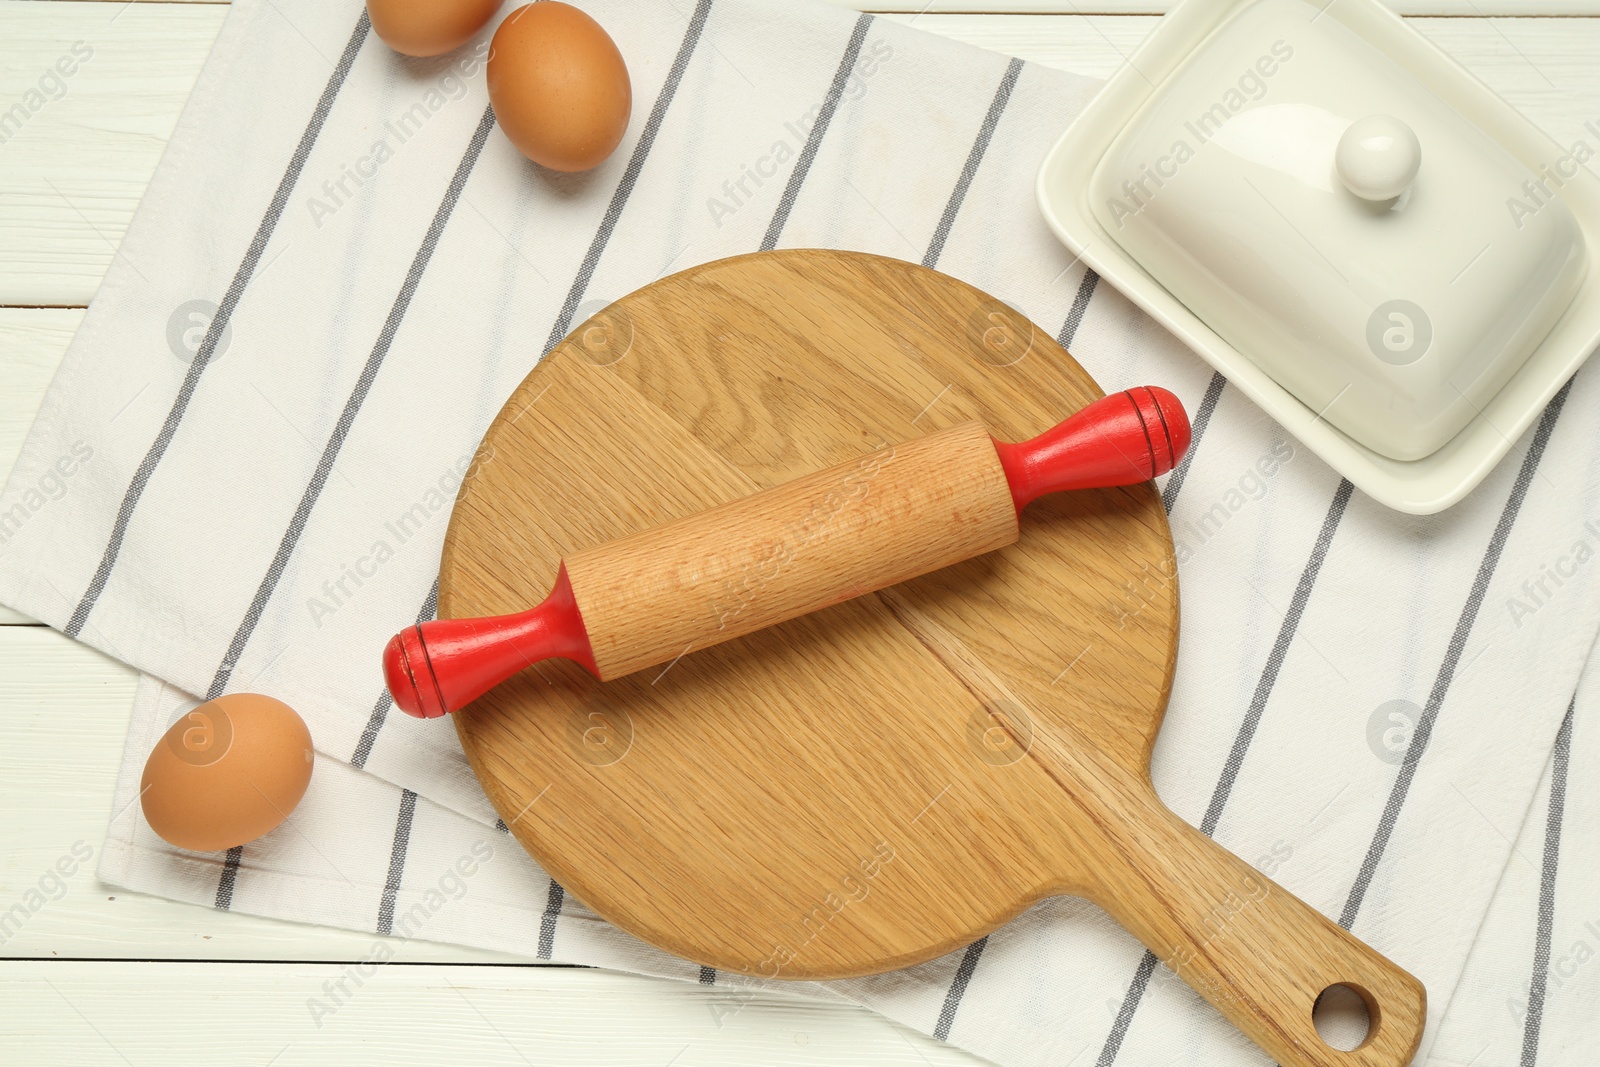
xmin=385 ymin=387 xmax=1190 ymax=718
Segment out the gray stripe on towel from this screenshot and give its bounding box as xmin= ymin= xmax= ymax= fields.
xmin=213 ymin=845 xmax=245 ymax=911
xmin=204 ymin=108 xmax=497 ymax=702
xmin=922 ymin=58 xmax=1023 ymax=270
xmin=542 ymin=0 xmax=715 ymax=355
xmin=759 ymin=13 xmax=873 ymax=252
xmin=1520 ymin=700 xmax=1576 ymax=1067
xmin=1340 ymin=379 xmax=1572 ymax=930
xmin=1094 ymin=477 xmax=1356 ymax=1066
xmin=1160 ymin=371 xmax=1226 ymax=513
xmin=351 ymin=578 xmax=439 ymax=769
xmin=377 ymin=789 xmax=420 ymax=936
xmin=1095 ymin=950 xmax=1160 ymax=1065
xmin=208 ymin=109 xmax=496 ymax=910
xmin=538 ymin=879 xmax=566 ymax=959
xmin=67 ymin=12 xmax=372 ymax=639
xmin=1056 ymin=269 xmax=1098 ymax=351
xmin=933 ymin=938 xmax=988 ymax=1041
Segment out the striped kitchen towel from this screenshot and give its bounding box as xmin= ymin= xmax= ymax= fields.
xmin=2 ymin=0 xmax=1597 ymax=1063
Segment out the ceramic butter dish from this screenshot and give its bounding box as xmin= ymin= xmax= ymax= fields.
xmin=1038 ymin=0 xmax=1600 ymax=513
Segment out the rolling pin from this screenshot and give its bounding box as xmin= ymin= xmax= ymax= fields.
xmin=385 ymin=387 xmax=1190 ymax=718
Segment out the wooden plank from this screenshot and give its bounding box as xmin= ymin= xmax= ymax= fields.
xmin=0 ymin=960 xmax=982 ymax=1066
xmin=0 ymin=309 xmax=74 ymax=624
xmin=0 ymin=2 xmax=225 ymax=307
xmin=893 ymin=11 xmax=1160 ymax=76
xmin=900 ymin=9 xmax=1600 ymax=138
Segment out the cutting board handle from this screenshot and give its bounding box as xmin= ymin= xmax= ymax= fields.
xmin=1084 ymin=791 xmax=1427 ymax=1067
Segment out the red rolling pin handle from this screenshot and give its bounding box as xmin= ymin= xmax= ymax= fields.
xmin=384 ymin=387 xmax=1191 ymax=719
xmin=993 ymin=386 xmax=1191 ymax=510
xmin=385 ymin=565 xmax=598 ymax=720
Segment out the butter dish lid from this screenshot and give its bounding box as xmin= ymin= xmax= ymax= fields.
xmin=1037 ymin=0 xmax=1600 ymax=513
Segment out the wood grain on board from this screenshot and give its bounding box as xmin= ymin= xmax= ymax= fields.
xmin=443 ymin=250 xmax=1424 ymax=1067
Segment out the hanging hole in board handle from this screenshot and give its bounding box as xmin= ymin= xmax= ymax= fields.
xmin=1314 ymin=983 xmax=1376 ymax=1053
xmin=1079 ymin=792 xmax=1426 ymax=1067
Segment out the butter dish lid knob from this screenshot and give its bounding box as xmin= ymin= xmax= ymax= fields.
xmin=1336 ymin=114 xmax=1422 ymax=201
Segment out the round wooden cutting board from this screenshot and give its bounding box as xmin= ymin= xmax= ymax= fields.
xmin=441 ymin=250 xmax=1424 ymax=1067
xmin=446 ymin=248 xmax=1174 ymax=961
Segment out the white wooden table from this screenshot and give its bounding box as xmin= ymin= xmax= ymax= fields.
xmin=2 ymin=1 xmax=1596 ymax=1062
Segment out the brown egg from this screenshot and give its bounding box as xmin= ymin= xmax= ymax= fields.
xmin=487 ymin=2 xmax=632 ymax=172
xmin=141 ymin=694 xmax=315 ymax=853
xmin=368 ymin=0 xmax=503 ymax=58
